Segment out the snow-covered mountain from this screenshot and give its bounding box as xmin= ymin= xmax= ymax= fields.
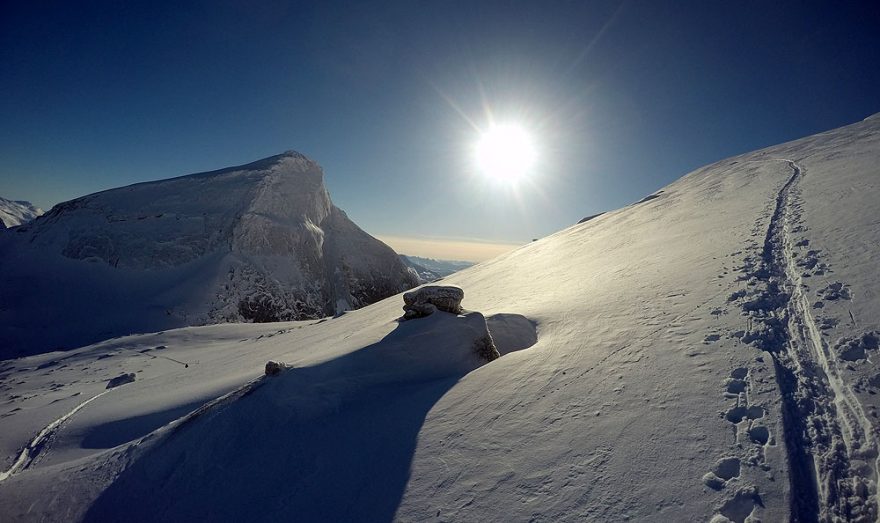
xmin=404 ymin=255 xmax=474 ymax=276
xmin=0 ymin=152 xmax=417 ymax=358
xmin=0 ymin=197 xmax=43 ymax=228
xmin=399 ymin=254 xmax=475 ymax=283
xmin=1 ymin=114 xmax=880 ymax=522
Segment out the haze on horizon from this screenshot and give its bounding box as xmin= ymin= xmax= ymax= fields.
xmin=1 ymin=1 xmax=878 ymax=261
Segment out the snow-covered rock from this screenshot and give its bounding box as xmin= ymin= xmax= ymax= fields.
xmin=264 ymin=360 xmax=289 ymax=376
xmin=470 ymin=317 xmax=501 ymax=361
xmin=0 ymin=197 xmax=43 ymax=228
xmin=402 ymin=285 xmax=464 ymax=319
xmin=401 ymin=286 xmax=498 ymax=359
xmin=0 ymin=152 xmax=417 ymax=358
xmin=105 ymin=373 xmax=135 ymax=389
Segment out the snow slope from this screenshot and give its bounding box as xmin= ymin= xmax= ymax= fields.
xmin=0 ymin=197 xmax=42 ymax=228
xmin=1 ymin=114 xmax=879 ymax=522
xmin=0 ymin=152 xmax=417 ymax=358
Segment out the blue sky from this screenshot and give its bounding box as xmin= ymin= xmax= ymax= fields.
xmin=2 ymin=1 xmax=878 ymax=258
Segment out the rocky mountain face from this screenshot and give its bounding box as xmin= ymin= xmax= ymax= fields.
xmin=0 ymin=152 xmax=417 ymax=357
xmin=0 ymin=197 xmax=43 ymax=228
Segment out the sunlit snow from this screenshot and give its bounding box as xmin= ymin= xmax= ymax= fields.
xmin=1 ymin=114 xmax=879 ymax=522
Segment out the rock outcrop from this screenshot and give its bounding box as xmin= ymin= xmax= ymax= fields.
xmin=264 ymin=361 xmax=289 ymax=376
xmin=106 ymin=373 xmax=136 ymax=389
xmin=471 ymin=322 xmax=501 ymax=361
xmin=402 ymin=285 xmax=464 ymax=319
xmin=400 ymin=285 xmax=499 ymax=361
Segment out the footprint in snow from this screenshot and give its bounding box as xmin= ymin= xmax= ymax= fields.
xmin=725 ymin=405 xmax=765 ymax=424
xmin=726 ymin=379 xmax=747 ymax=395
xmin=711 ymin=486 xmax=763 ymax=523
xmin=702 ymin=456 xmax=742 ymax=490
xmin=747 ymin=425 xmax=770 ymax=445
xmin=705 ymin=365 xmax=775 ymax=503
xmin=730 ymin=367 xmax=748 ymax=380
xmin=817 ymin=281 xmax=851 ymax=301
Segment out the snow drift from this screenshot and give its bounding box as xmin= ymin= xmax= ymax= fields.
xmin=1 ymin=114 xmax=879 ymax=522
xmin=0 ymin=152 xmax=417 ymax=358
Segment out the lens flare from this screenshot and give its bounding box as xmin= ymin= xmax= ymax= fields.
xmin=475 ymin=124 xmax=536 ymax=181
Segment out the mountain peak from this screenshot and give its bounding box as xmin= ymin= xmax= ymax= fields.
xmin=0 ymin=153 xmax=417 ymax=356
xmin=280 ymin=149 xmax=309 ymax=159
xmin=179 ymin=150 xmax=320 ymax=182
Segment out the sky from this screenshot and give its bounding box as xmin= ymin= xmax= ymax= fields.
xmin=1 ymin=1 xmax=879 ymax=261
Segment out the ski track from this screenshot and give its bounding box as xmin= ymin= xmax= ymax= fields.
xmin=741 ymin=159 xmax=879 ymax=521
xmin=0 ymin=375 xmax=260 ymax=485
xmin=0 ymin=389 xmax=112 ymax=482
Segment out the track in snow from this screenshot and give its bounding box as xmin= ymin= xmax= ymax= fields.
xmin=741 ymin=160 xmax=878 ymax=521
xmin=0 ymin=389 xmax=112 ymax=482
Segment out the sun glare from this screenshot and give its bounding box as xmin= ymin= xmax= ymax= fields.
xmin=475 ymin=124 xmax=536 ymax=181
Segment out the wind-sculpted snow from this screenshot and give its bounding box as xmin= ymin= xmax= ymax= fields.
xmin=1 ymin=114 xmax=880 ymax=521
xmin=0 ymin=152 xmax=417 ymax=358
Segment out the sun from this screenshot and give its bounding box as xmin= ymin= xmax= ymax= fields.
xmin=475 ymin=124 xmax=536 ymax=181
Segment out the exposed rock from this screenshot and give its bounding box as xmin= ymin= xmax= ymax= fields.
xmin=403 ymin=302 xmax=437 ymax=320
xmin=106 ymin=373 xmax=136 ymax=389
xmin=265 ymin=360 xmax=289 ymax=376
xmin=473 ymin=330 xmax=500 ymax=362
xmin=402 ymin=285 xmax=464 ymax=319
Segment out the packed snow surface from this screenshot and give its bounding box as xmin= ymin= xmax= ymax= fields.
xmin=1 ymin=115 xmax=880 ymax=521
xmin=0 ymin=197 xmax=42 ymax=228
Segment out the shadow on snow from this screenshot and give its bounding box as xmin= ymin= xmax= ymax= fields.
xmin=85 ymin=312 xmax=537 ymax=523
